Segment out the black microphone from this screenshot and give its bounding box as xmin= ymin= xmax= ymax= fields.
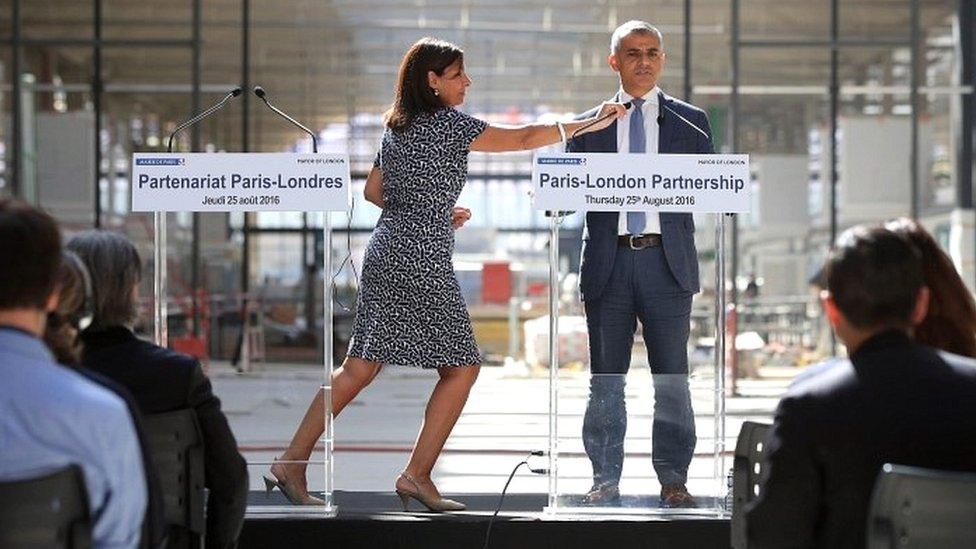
xmin=569 ymin=100 xmax=633 ymax=139
xmin=167 ymin=87 xmax=242 ymax=152
xmin=253 ymin=86 xmax=319 ymax=153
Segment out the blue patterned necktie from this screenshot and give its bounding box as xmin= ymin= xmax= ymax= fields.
xmin=627 ymin=98 xmax=646 ymax=235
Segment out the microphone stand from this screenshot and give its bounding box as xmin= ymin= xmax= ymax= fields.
xmin=252 ymin=84 xmax=337 ymax=511
xmin=253 ymin=86 xmax=319 ymax=153
xmin=167 ymin=87 xmax=242 ymax=152
xmin=155 ymin=87 xmax=241 ymax=347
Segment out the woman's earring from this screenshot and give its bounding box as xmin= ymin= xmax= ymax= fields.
xmin=433 ymin=88 xmax=440 ymax=96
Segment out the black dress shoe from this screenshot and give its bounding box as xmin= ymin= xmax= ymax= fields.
xmin=660 ymin=483 xmax=697 ymax=508
xmin=580 ymin=484 xmax=621 ymax=505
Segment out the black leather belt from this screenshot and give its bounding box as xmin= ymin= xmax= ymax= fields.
xmin=618 ymin=233 xmax=662 ymax=250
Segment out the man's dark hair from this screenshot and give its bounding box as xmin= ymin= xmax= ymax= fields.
xmin=825 ymin=225 xmax=924 ymax=329
xmin=0 ymin=199 xmax=62 ymax=310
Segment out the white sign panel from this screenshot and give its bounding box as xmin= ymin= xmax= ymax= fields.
xmin=131 ymin=153 xmax=351 ymax=212
xmin=532 ymin=153 xmax=751 ymax=213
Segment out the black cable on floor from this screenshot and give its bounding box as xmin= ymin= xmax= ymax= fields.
xmin=483 ymin=451 xmax=546 ymax=549
xmin=482 ymin=459 xmax=528 ymax=549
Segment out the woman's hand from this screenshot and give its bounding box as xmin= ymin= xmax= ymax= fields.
xmin=452 ymin=206 xmax=472 ymax=230
xmin=578 ymin=102 xmax=628 ymax=136
xmin=364 ymin=166 xmax=385 ymax=208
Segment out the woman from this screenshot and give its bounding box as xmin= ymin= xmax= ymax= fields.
xmin=886 ymin=218 xmax=976 ymax=357
xmin=69 ymin=231 xmax=249 ymax=549
xmin=43 ymin=251 xmax=168 ymax=549
xmin=267 ymin=36 xmax=625 ymax=511
xmin=44 ymin=251 xmax=92 ymax=366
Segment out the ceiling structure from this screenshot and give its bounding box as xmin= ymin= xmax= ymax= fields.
xmin=2 ymin=0 xmax=962 ymax=153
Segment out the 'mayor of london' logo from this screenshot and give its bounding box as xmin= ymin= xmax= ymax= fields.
xmin=136 ymin=158 xmax=185 ymax=166
xmin=296 ymin=157 xmax=346 ymax=165
xmin=538 ymin=157 xmax=585 ymax=165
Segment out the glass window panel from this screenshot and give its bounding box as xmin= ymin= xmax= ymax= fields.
xmin=0 ymin=0 xmax=11 ymax=38
xmin=734 ymin=47 xmax=831 ymax=352
xmin=21 ymin=90 xmax=95 ymax=226
xmin=102 ymin=46 xmax=192 ymax=87
xmin=691 ymin=0 xmax=732 ymax=90
xmin=839 ymin=0 xmax=911 ymax=40
xmin=100 ymin=92 xmax=199 ymax=227
xmin=103 ymin=0 xmax=193 ymax=41
xmin=22 ymin=0 xmax=93 ymax=40
xmin=22 ymin=46 xmax=94 ymax=86
xmin=921 ymin=2 xmax=960 ymax=89
xmin=831 ymin=104 xmax=913 ymax=225
xmin=836 ymin=47 xmax=913 ymax=230
xmin=920 ymin=93 xmax=955 ymax=213
xmin=201 ymin=17 xmax=241 ymax=87
xmin=837 ymin=47 xmax=911 ymax=94
xmin=740 ymin=0 xmax=828 ymax=41
xmin=741 ymin=48 xmax=831 ymax=88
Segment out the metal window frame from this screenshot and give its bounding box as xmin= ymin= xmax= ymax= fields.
xmin=727 ymin=0 xmax=975 ymax=358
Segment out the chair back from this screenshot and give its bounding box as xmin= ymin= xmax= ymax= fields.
xmin=730 ymin=421 xmax=772 ymax=549
xmin=0 ymin=464 xmax=91 ymax=549
xmin=867 ymin=463 xmax=976 ymax=549
xmin=143 ymin=409 xmax=206 ymax=547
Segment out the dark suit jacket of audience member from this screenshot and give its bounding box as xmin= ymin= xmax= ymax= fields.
xmin=75 ymin=367 xmax=168 ymax=549
xmin=745 ymin=329 xmax=976 ymax=549
xmin=81 ymin=327 xmax=248 ymax=549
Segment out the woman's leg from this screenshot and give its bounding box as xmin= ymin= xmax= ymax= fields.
xmin=400 ymin=365 xmax=481 ymax=494
xmin=272 ymin=356 xmax=382 ymax=489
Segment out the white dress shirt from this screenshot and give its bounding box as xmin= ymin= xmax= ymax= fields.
xmin=616 ymin=86 xmax=662 ymax=235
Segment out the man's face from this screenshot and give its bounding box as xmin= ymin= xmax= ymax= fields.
xmin=609 ymin=31 xmax=666 ymax=95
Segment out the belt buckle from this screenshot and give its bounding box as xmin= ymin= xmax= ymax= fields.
xmin=629 ymin=234 xmax=642 ymax=250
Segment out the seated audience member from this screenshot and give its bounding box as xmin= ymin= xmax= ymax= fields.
xmin=68 ymin=230 xmax=248 ymax=549
xmin=887 ymin=218 xmax=976 ymax=357
xmin=0 ymin=199 xmax=146 ymax=549
xmin=745 ymin=226 xmax=976 ymax=548
xmin=44 ymin=251 xmax=167 ymax=549
xmin=794 ymin=218 xmax=976 ymax=386
xmin=44 ymin=251 xmax=95 ymax=365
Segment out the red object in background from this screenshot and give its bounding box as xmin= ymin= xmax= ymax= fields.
xmin=482 ymin=262 xmax=512 ymax=304
xmin=171 ymin=289 xmax=211 ymax=373
xmin=172 ymin=337 xmax=207 ymax=360
xmin=526 ymin=282 xmax=547 ymax=297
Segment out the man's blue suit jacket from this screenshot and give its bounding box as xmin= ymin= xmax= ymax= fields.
xmin=566 ymin=91 xmax=714 ymax=302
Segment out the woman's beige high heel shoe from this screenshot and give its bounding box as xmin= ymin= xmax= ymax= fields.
xmin=264 ymin=457 xmax=326 ymax=506
xmin=395 ymin=471 xmax=466 ymax=512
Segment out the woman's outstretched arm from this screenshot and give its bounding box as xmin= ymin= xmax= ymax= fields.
xmin=469 ymin=103 xmax=626 ymax=153
xmin=364 ymin=166 xmax=384 ymax=208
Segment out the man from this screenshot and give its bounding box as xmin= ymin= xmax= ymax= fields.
xmin=566 ymin=20 xmax=713 ymax=507
xmin=746 ymin=226 xmax=976 ymax=548
xmin=0 ymin=199 xmax=147 ymax=549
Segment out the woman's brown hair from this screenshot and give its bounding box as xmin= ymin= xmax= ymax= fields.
xmin=384 ymin=37 xmax=463 ymax=132
xmin=887 ymin=218 xmax=976 ymax=357
xmin=45 ymin=251 xmax=91 ymax=366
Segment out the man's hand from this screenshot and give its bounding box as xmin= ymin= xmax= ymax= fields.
xmin=452 ymin=206 xmax=472 ymax=230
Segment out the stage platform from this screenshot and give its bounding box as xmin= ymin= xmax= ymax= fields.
xmin=240 ymin=491 xmax=731 ymax=549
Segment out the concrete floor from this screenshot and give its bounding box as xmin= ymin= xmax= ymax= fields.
xmin=211 ymin=354 xmax=794 ymax=514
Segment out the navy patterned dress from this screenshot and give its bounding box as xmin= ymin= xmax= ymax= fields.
xmin=348 ymin=108 xmax=488 ymax=368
